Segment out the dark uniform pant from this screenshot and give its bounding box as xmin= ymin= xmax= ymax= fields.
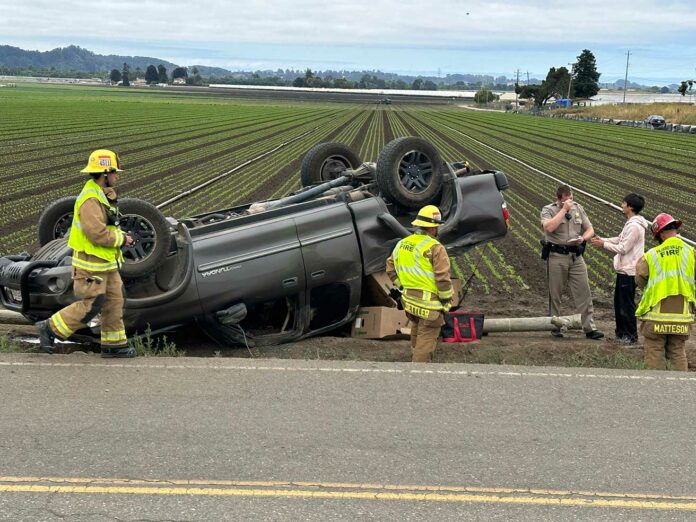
xmin=640 ymin=322 xmax=688 ymax=371
xmin=614 ymin=273 xmax=638 ymax=342
xmin=48 ymin=268 xmax=127 ymax=348
xmin=547 ymin=252 xmax=596 ymax=332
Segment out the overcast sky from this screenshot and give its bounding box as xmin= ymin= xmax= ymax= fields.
xmin=2 ymin=0 xmax=695 ymax=84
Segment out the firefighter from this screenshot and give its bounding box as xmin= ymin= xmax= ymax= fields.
xmin=635 ymin=213 xmax=695 ymax=371
xmin=37 ymin=149 xmax=135 ymax=358
xmin=541 ymin=184 xmax=603 ymax=339
xmin=386 ymin=205 xmax=453 ymax=362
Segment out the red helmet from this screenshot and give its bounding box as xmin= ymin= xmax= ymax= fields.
xmin=651 ymin=213 xmax=682 ymax=238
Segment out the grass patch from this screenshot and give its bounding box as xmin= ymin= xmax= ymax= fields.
xmin=0 ymin=334 xmax=22 ymax=353
xmin=129 ymin=325 xmax=185 ymax=357
xmin=567 ymin=347 xmax=646 ymax=370
xmin=558 ymin=102 xmax=696 ymax=125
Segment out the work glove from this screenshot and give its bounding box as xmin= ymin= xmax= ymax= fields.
xmin=389 ymin=287 xmax=404 ymax=310
xmin=441 ymin=300 xmax=453 ymax=312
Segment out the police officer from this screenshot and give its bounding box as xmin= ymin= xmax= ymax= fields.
xmin=37 ymin=149 xmax=136 ymax=358
xmin=386 ymin=205 xmax=453 ymax=362
xmin=635 ymin=213 xmax=695 ymax=371
xmin=541 ymin=184 xmax=603 ymax=339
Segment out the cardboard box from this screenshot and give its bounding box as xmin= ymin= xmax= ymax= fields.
xmin=362 ymin=271 xmax=398 ymax=308
xmin=451 ymin=277 xmax=463 ymax=306
xmin=351 ymin=306 xmax=410 ymax=339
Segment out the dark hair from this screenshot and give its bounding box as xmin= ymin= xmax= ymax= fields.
xmin=623 ymin=193 xmax=645 ymax=214
xmin=660 ymin=222 xmax=679 ymax=233
xmin=556 ymin=184 xmax=572 ymax=199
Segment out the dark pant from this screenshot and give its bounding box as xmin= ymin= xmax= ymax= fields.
xmin=614 ymin=273 xmax=637 ymax=342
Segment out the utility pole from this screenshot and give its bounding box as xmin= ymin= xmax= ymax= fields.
xmin=526 ymin=71 xmax=530 ymax=85
xmin=515 ymin=68 xmax=520 ymax=109
xmin=623 ymin=50 xmax=631 ymax=104
xmin=566 ymin=63 xmax=574 ymax=101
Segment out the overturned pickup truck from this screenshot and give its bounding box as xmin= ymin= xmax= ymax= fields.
xmin=0 ymin=137 xmax=509 ymax=347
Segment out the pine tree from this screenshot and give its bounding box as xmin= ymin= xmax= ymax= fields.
xmin=145 ymin=65 xmax=159 ymax=84
xmin=572 ymin=49 xmax=600 ymax=99
xmin=121 ymin=63 xmax=130 ymax=86
xmin=157 ymin=64 xmax=168 ymax=83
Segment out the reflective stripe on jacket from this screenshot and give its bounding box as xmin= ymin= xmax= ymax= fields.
xmin=67 ymin=179 xmax=124 ymax=271
xmin=635 ymin=237 xmax=696 ymax=323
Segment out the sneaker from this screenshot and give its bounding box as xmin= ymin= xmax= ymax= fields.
xmin=101 ymin=345 xmax=137 ymax=358
xmin=585 ymin=330 xmax=605 ymax=340
xmin=551 ymin=330 xmax=564 ymax=338
xmin=36 ymin=320 xmax=55 ymax=354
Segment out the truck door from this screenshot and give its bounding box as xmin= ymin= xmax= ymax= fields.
xmin=294 ymin=203 xmax=362 ymax=332
xmin=193 ymin=217 xmax=305 ymax=314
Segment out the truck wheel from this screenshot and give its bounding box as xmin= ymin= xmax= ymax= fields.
xmin=300 ymin=142 xmax=361 ymax=187
xmin=37 ymin=196 xmax=77 ymax=245
xmin=376 ymin=137 xmax=443 ymax=208
xmin=118 ymin=198 xmax=171 ymax=280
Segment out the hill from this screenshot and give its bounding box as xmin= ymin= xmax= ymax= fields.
xmin=0 ymin=44 xmax=236 ymax=78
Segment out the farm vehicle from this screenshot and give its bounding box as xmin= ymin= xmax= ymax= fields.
xmin=0 ymin=137 xmax=510 ymax=347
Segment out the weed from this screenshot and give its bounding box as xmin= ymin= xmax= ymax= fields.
xmin=0 ymin=334 xmax=23 ymax=353
xmin=567 ymin=347 xmax=646 ymax=370
xmin=129 ymin=325 xmax=184 ymax=357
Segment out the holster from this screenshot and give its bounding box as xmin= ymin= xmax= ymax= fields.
xmin=577 ymin=241 xmax=587 ymax=256
xmin=540 ymin=239 xmax=551 ymax=261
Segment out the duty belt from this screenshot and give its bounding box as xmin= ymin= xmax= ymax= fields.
xmin=549 ymin=243 xmax=581 ymax=255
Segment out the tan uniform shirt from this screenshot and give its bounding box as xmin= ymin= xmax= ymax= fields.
xmin=540 ymin=202 xmax=592 ymax=245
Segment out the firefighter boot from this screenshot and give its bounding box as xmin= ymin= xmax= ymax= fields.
xmin=36 ymin=320 xmax=55 ymax=354
xmin=101 ymin=345 xmax=137 ymax=358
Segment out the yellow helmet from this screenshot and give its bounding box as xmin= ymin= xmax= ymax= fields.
xmin=80 ymin=149 xmax=124 ymax=174
xmin=411 ymin=205 xmax=443 ymax=227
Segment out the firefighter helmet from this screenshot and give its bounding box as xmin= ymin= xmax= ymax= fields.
xmin=80 ymin=149 xmax=123 ymax=174
xmin=411 ymin=205 xmax=443 ymax=228
xmin=651 ymin=213 xmax=682 ymax=238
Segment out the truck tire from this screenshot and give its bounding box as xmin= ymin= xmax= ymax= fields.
xmin=375 ymin=137 xmax=443 ymax=208
xmin=300 ymin=142 xmax=361 ymax=187
xmin=118 ymin=198 xmax=171 ymax=280
xmin=37 ymin=196 xmax=77 ymax=245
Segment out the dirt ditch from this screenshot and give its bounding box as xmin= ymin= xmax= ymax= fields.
xmin=4 ymin=294 xmax=694 ymax=371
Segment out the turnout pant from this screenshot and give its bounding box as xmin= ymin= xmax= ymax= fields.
xmin=547 ymin=252 xmax=597 ymax=333
xmin=640 ymin=322 xmax=688 ymax=371
xmin=614 ymin=273 xmax=638 ymax=342
xmin=407 ymin=311 xmax=445 ymax=363
xmin=48 ymin=268 xmax=127 ymax=348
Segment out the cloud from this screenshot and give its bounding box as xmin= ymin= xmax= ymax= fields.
xmin=3 ymin=0 xmax=695 ymax=48
xmin=2 ymin=0 xmax=694 ymax=82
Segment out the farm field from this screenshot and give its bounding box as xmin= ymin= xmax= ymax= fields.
xmin=1 ymin=83 xmax=694 ymax=313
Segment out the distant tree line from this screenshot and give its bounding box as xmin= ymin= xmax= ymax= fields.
xmin=109 ymin=63 xmax=200 ymax=85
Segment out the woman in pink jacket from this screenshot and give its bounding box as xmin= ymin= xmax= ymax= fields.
xmin=591 ymin=194 xmax=649 ymax=344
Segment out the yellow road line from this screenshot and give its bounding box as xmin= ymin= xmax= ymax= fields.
xmin=1 ymin=484 xmax=696 ymax=510
xmin=0 ymin=476 xmax=695 ymax=510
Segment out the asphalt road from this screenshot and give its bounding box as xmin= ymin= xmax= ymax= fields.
xmin=1 ymin=353 xmax=696 ymax=521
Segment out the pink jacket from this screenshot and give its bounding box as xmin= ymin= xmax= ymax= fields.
xmin=602 ymin=215 xmax=649 ymax=276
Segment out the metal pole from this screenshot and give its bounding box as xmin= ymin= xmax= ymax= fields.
xmin=623 ymin=50 xmax=631 ymax=104
xmin=515 ymin=69 xmax=520 ymax=110
xmin=566 ymin=63 xmax=574 ymax=100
